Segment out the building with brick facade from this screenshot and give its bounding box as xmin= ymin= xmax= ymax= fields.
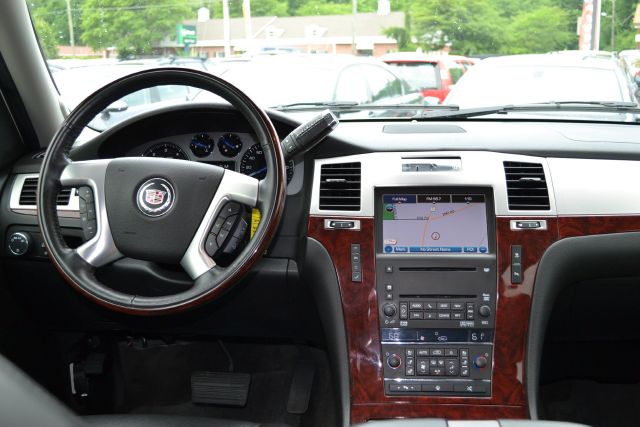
xmin=155 ymin=12 xmax=404 ymax=58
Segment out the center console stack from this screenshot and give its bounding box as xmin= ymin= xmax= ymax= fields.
xmin=375 ymin=187 xmax=497 ymax=397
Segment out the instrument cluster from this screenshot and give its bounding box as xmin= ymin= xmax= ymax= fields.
xmin=138 ymin=132 xmax=295 ymax=184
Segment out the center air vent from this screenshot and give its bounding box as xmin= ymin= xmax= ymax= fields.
xmin=19 ymin=177 xmax=72 ymax=206
xmin=504 ymin=161 xmax=550 ymax=210
xmin=319 ymin=162 xmax=361 ymax=211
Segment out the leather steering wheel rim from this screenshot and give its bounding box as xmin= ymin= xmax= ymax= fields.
xmin=38 ymin=68 xmax=286 ymax=315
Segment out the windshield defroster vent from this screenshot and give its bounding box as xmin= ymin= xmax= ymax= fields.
xmin=503 ymin=161 xmax=550 ymax=210
xmin=19 ymin=177 xmax=72 ymax=206
xmin=319 ymin=162 xmax=361 ymax=211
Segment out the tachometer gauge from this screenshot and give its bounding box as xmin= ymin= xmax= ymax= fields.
xmin=143 ymin=142 xmax=189 ymax=160
xmin=217 ymin=133 xmax=243 ymax=157
xmin=240 ymin=143 xmax=294 ymax=183
xmin=190 ymin=133 xmax=214 ymax=157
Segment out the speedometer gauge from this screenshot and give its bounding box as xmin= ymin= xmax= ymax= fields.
xmin=217 ymin=133 xmax=243 ymax=157
xmin=240 ymin=143 xmax=294 ymax=183
xmin=143 ymin=142 xmax=189 ymax=160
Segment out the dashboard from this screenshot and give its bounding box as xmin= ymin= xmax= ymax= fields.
xmin=4 ymin=104 xmax=640 ymax=426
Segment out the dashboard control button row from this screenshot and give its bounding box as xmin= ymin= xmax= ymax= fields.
xmin=351 ymin=243 xmax=362 ymax=282
xmin=511 ymin=244 xmax=523 ymax=284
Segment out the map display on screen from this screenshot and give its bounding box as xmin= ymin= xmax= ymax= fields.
xmin=381 ymin=193 xmax=489 ymax=254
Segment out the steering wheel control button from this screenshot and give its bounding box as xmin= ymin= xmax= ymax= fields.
xmin=205 ymin=234 xmax=219 ymax=257
xmin=222 ymin=202 xmax=242 ymax=217
xmin=210 ymin=217 xmax=225 ymax=235
xmin=223 ymin=236 xmax=241 ymax=255
xmin=232 ymin=218 xmax=248 ymax=239
xmin=205 ymin=202 xmax=250 ymax=259
xmin=136 ymin=178 xmax=175 ymax=217
xmin=78 ymin=186 xmax=93 ymax=202
xmin=8 ymin=232 xmax=31 ymax=256
xmin=78 ymin=186 xmax=97 ymax=240
xmin=223 ymin=215 xmax=237 ymax=231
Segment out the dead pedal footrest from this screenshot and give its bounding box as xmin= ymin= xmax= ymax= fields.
xmin=191 ymin=372 xmax=251 ymax=407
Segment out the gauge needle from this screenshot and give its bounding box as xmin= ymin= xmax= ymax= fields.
xmin=249 ymin=166 xmax=267 ymax=177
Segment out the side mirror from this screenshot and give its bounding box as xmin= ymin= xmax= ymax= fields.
xmin=100 ymin=100 xmax=128 ymax=120
xmin=634 ymin=73 xmax=640 ymax=87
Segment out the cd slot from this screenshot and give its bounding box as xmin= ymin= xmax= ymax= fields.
xmin=399 ymin=294 xmax=476 ymax=299
xmin=398 ymin=267 xmax=477 ymax=272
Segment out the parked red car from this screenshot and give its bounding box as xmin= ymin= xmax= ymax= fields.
xmin=380 ymin=52 xmax=473 ymax=103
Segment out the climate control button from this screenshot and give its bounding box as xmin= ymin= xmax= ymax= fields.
xmin=387 ymin=354 xmax=402 ymax=369
xmin=474 ymin=355 xmax=488 ymax=368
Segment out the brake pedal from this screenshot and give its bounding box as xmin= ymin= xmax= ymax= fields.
xmin=191 ymin=371 xmax=251 ymax=407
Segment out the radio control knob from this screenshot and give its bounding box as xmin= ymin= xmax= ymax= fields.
xmin=382 ymin=303 xmax=396 ymax=317
xmin=387 ymin=354 xmax=402 ymax=369
xmin=8 ymin=232 xmax=31 ymax=256
xmin=478 ymin=305 xmax=491 ymax=317
xmin=474 ymin=355 xmax=488 ymax=368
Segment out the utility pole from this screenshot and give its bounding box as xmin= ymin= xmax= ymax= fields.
xmin=351 ymin=0 xmax=357 ymax=55
xmin=611 ymin=0 xmax=616 ymax=51
xmin=65 ymin=0 xmax=75 ymax=55
xmin=222 ymin=0 xmax=231 ymax=57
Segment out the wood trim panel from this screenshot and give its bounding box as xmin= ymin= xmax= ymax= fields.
xmin=559 ymin=216 xmax=640 ymax=239
xmin=308 ymin=214 xmax=640 ymax=424
xmin=308 ymin=216 xmax=559 ymax=424
xmin=351 ymin=404 xmax=527 ymax=421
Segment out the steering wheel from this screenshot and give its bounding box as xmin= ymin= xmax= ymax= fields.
xmin=38 ymin=68 xmax=286 ymax=315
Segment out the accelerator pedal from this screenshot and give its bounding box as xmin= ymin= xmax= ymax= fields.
xmin=191 ymin=371 xmax=251 ymax=407
xmin=286 ymin=359 xmax=316 ymax=414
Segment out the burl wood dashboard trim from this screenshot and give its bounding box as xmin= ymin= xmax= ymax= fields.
xmin=308 ymin=214 xmax=640 ymax=424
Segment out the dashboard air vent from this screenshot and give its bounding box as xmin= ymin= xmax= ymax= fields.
xmin=319 ymin=162 xmax=361 ymax=211
xmin=504 ymin=161 xmax=550 ymax=210
xmin=19 ymin=177 xmax=72 ymax=206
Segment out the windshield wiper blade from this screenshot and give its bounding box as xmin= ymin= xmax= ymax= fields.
xmin=272 ymin=101 xmax=359 ymax=111
xmin=272 ymin=102 xmax=459 ymax=112
xmin=416 ymin=102 xmax=640 ymax=120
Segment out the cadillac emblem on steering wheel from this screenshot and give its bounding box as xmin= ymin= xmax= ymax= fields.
xmin=136 ymin=178 xmax=175 ymax=217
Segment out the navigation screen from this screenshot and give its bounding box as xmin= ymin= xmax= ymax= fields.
xmin=382 ymin=193 xmax=489 ymax=254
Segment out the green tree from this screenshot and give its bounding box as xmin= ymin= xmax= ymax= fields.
xmin=80 ymin=0 xmax=192 ymax=58
xmin=384 ymin=26 xmax=416 ymax=51
xmin=504 ymin=6 xmax=574 ymax=54
xmin=29 ymin=0 xmax=86 ymax=46
xmin=410 ymin=0 xmax=506 ymax=55
xmin=33 ymin=16 xmax=59 ymax=58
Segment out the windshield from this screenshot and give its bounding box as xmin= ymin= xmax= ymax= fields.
xmin=27 ymin=0 xmax=640 ymax=127
xmin=386 ymin=62 xmax=439 ymax=91
xmin=446 ymin=64 xmax=626 ymax=108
